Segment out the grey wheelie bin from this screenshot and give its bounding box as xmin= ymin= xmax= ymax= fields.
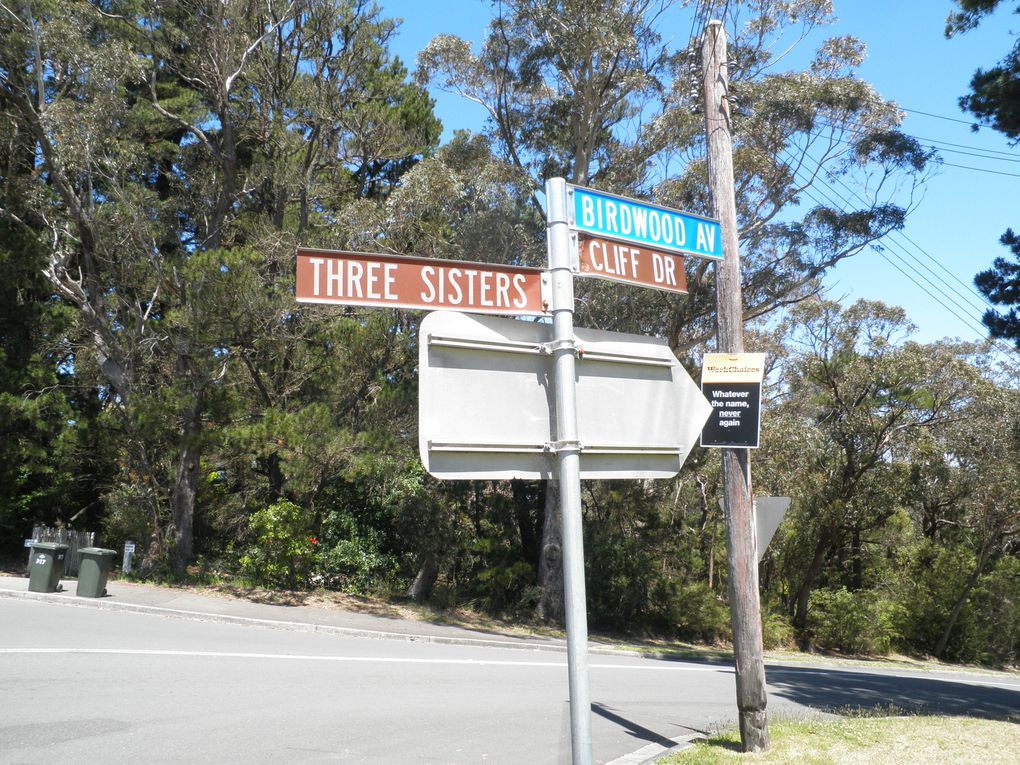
xmin=28 ymin=542 xmax=68 ymax=593
xmin=76 ymin=547 xmax=117 ymax=598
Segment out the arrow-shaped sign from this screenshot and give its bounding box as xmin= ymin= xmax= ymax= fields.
xmin=419 ymin=311 xmax=712 ymax=480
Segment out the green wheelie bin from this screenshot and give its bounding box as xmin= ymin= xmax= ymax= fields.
xmin=76 ymin=547 xmax=117 ymax=598
xmin=28 ymin=542 xmax=69 ymax=593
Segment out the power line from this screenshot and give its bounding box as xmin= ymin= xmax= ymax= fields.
xmin=765 ymin=131 xmax=998 ymax=317
xmin=785 ymin=150 xmax=989 ymax=323
xmin=819 ymin=157 xmax=995 ymax=315
xmin=794 ymin=144 xmax=1020 ymax=362
xmin=941 ymin=161 xmax=1020 ymax=178
xmin=901 ymin=106 xmax=982 ymax=127
xmin=909 ymin=135 xmax=1018 ymax=159
xmin=924 ymin=145 xmax=1020 ymax=164
xmin=808 ymin=118 xmax=1020 ymax=174
xmin=777 ymin=148 xmax=1020 ymax=362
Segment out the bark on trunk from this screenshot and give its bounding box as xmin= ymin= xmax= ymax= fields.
xmin=791 ymin=536 xmax=831 ymax=634
xmin=933 ymin=545 xmax=990 ymax=659
xmin=407 ymin=551 xmax=441 ymax=602
xmin=537 ymin=479 xmax=564 ymax=625
xmin=172 ymin=400 xmax=201 ymax=574
xmin=512 ymin=479 xmax=540 ymax=569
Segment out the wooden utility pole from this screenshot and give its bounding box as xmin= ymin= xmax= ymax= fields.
xmin=701 ymin=19 xmax=770 ymax=752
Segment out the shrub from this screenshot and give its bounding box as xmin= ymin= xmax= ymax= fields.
xmin=761 ymin=608 xmax=796 ymax=650
xmin=650 ymin=580 xmax=731 ymax=643
xmin=238 ymin=500 xmax=317 ymax=589
xmin=808 ymin=587 xmax=901 ymax=655
xmin=317 ymin=534 xmax=396 ymax=594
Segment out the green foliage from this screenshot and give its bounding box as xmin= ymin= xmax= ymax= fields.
xmin=586 ymin=533 xmax=656 ymax=632
xmin=472 ymin=539 xmax=537 ymax=614
xmin=892 ymin=542 xmax=975 ymax=654
xmin=317 ymin=510 xmax=397 ymax=594
xmin=239 ymin=501 xmax=318 ymax=590
xmin=808 ymin=587 xmax=902 ymax=655
xmin=760 ymin=609 xmax=796 ymax=650
xmin=967 ymin=556 xmax=1020 ymax=666
xmin=975 ymin=229 xmax=1020 ymax=351
xmin=650 ymin=580 xmax=732 ymax=644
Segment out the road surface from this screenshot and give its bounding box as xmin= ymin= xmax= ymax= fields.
xmin=1 ymin=598 xmax=1018 ymax=763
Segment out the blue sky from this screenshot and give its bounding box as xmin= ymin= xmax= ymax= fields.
xmin=381 ymin=1 xmax=1018 ymax=353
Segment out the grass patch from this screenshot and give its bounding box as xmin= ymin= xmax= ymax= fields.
xmin=662 ymin=716 xmax=1020 ymax=765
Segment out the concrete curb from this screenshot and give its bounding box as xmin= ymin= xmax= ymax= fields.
xmin=605 ymin=732 xmax=704 ymax=765
xmin=0 ymin=586 xmax=641 ymax=658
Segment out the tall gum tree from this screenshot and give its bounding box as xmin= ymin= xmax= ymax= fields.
xmin=760 ymin=298 xmax=976 ymax=634
xmin=415 ymin=0 xmax=936 ymax=620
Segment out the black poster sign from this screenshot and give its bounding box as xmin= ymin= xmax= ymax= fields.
xmin=700 ymin=353 xmax=765 ymax=449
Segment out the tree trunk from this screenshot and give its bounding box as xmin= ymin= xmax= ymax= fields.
xmin=267 ymin=451 xmax=284 ymax=500
xmin=537 ymin=479 xmax=564 ymax=625
xmin=407 ymin=551 xmax=441 ymax=601
xmin=850 ymin=527 xmax=863 ymax=591
xmin=171 ymin=324 xmax=202 ymax=575
xmin=512 ymin=479 xmax=540 ymax=568
xmin=791 ymin=536 xmax=831 ymax=635
xmin=172 ymin=399 xmax=201 ymax=574
xmin=933 ymin=545 xmax=990 ymax=659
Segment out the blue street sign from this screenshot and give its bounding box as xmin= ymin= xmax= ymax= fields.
xmin=567 ymin=185 xmax=723 ymax=261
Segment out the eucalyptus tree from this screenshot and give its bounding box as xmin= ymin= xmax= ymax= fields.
xmin=902 ymin=352 xmax=1020 ymax=659
xmin=758 ymin=299 xmax=977 ymax=633
xmin=415 ymin=0 xmax=936 ymax=618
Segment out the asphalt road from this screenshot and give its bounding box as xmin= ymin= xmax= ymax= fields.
xmin=2 ymin=598 xmax=1019 ymax=764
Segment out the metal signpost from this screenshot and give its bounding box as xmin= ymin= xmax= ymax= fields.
xmin=544 ymin=177 xmax=593 ymax=763
xmin=297 ymin=179 xmax=723 ymax=765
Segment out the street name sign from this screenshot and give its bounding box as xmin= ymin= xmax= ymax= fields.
xmin=567 ymin=184 xmax=723 ymax=261
xmin=419 ymin=310 xmax=712 ymax=480
xmin=573 ymin=235 xmax=688 ymax=293
xmin=700 ymin=352 xmax=766 ymax=448
xmin=295 ymin=248 xmax=550 ymax=316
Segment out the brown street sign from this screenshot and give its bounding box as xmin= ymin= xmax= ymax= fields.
xmin=574 ymin=235 xmax=687 ymax=294
xmin=295 ymin=248 xmax=550 ymax=316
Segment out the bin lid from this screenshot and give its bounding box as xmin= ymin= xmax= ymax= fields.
xmin=31 ymin=542 xmax=69 ymax=552
xmin=77 ymin=546 xmax=116 ymax=558
xmin=79 ymin=547 xmax=117 ymax=556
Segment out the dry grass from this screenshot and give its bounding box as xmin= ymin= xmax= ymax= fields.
xmin=663 ymin=716 xmax=1020 ymax=765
